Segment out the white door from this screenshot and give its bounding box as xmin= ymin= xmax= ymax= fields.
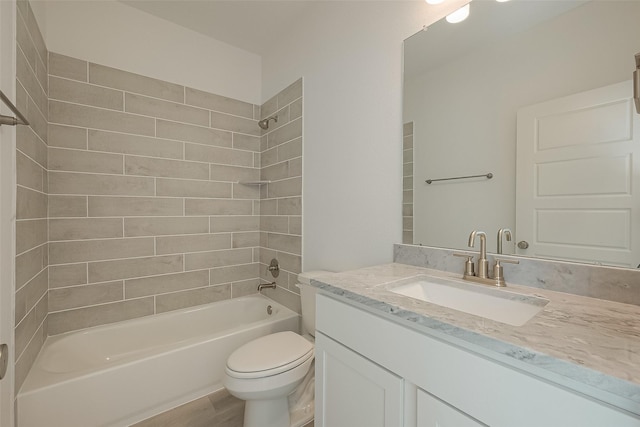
xmin=315 ymin=332 xmax=404 ymax=427
xmin=0 ymin=0 xmax=17 ymax=425
xmin=516 ymin=80 xmax=640 ymax=267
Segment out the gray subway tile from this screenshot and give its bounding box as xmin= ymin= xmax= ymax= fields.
xmin=17 ymin=186 xmax=46 ymax=219
xmin=267 ymin=177 xmax=302 ymax=198
xmin=231 ymin=279 xmax=260 ymax=298
xmin=15 ymin=268 xmax=47 ymax=325
xmin=210 ymin=164 xmax=259 ymax=182
xmin=49 ymin=171 xmax=154 ymax=196
xmin=185 ymin=199 xmax=252 ymax=216
xmin=125 ymin=156 xmax=208 ymax=180
xmin=185 ymin=87 xmax=253 ymax=118
xmin=157 ymin=119 xmax=232 ymax=147
xmin=156 ymin=234 xmax=231 ymax=255
xmin=277 ymin=137 xmax=302 ymax=161
xmin=89 ymin=130 xmax=183 ymax=160
xmin=49 ymin=218 xmax=123 ymax=241
xmin=89 ymin=63 xmax=184 ymax=102
xmin=124 ymin=217 xmax=209 ymax=237
xmin=268 ymin=118 xmax=302 ymax=148
xmin=49 ymin=124 xmax=87 ymax=149
xmin=49 ymin=195 xmax=87 ymax=218
xmin=156 ymin=178 xmax=231 ymax=198
xmin=266 ymin=233 xmax=301 ymax=255
xmin=17 ymin=47 xmax=47 ymax=121
xmin=125 ymin=93 xmax=208 ymax=126
xmin=232 ymin=232 xmax=260 ymax=248
xmin=49 ymin=148 xmax=123 ymax=174
xmin=49 ymin=263 xmax=87 ymax=288
xmin=49 ymin=281 xmax=124 ymax=312
xmin=125 ymin=270 xmax=210 ymax=298
xmin=15 ymin=245 xmax=46 ymax=289
xmin=16 ymin=219 xmax=47 ymax=254
xmin=210 ymin=111 xmax=260 ymax=136
xmin=50 ymin=101 xmax=155 ymax=136
xmin=184 ymin=248 xmax=252 ymax=271
xmin=210 ymin=216 xmax=259 ymax=233
xmin=88 ymin=254 xmax=183 ymax=283
xmin=185 ymin=143 xmax=253 ymax=167
xmin=232 ymin=133 xmax=261 ymax=152
xmin=260 ymin=216 xmax=289 ymax=234
xmin=278 ymin=78 xmax=303 ymax=107
xmin=290 ymin=98 xmax=302 ymax=120
xmin=17 ymin=126 xmax=47 ymax=167
xmin=88 ymin=196 xmax=183 ymax=217
xmin=210 ymin=263 xmax=259 ymax=285
xmin=17 ymin=151 xmax=44 ymax=192
xmin=49 ymin=237 xmax=154 ymax=264
xmin=232 ymin=183 xmax=260 ymax=200
xmin=49 ymin=52 xmax=88 ymax=82
xmin=49 ymin=76 xmax=124 ymax=110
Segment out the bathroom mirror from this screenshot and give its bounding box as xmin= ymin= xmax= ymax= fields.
xmin=403 ymin=0 xmax=640 ymax=268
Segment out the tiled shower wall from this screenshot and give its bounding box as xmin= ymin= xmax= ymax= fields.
xmin=257 ymin=80 xmax=303 ymax=311
xmin=15 ymin=0 xmax=49 ymax=394
xmin=47 ymin=52 xmax=268 ymax=335
xmin=11 ymin=1 xmax=304 ymax=394
xmin=402 ymin=122 xmax=413 ymax=244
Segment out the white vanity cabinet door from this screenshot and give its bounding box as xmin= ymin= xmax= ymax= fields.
xmin=417 ymin=389 xmax=487 ymax=427
xmin=315 ymin=332 xmax=404 ymax=427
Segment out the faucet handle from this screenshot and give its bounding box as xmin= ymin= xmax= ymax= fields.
xmin=453 ymin=252 xmax=475 ymax=277
xmin=492 ymin=257 xmax=519 ymax=286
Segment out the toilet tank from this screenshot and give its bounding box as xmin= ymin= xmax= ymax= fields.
xmin=297 ymin=271 xmax=332 ymax=336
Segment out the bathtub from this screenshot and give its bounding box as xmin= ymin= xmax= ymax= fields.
xmin=17 ymin=294 xmax=300 ymax=427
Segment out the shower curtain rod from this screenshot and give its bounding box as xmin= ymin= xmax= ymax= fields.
xmin=0 ymin=90 xmax=29 ymax=127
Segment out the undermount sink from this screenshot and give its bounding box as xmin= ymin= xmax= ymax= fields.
xmin=389 ymin=275 xmax=548 ymax=326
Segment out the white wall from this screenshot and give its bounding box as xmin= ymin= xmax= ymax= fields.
xmin=262 ymin=0 xmax=468 ymax=272
xmin=404 ymin=0 xmax=640 ymax=253
xmin=40 ymin=0 xmax=262 ymax=104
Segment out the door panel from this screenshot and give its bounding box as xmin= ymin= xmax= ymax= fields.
xmin=516 ymin=80 xmax=640 ymax=267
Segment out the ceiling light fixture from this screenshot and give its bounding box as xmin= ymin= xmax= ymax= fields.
xmin=425 ymin=0 xmax=446 ymax=4
xmin=446 ymin=4 xmax=470 ymax=23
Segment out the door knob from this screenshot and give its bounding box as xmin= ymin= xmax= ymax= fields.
xmin=517 ymin=241 xmax=529 ymax=249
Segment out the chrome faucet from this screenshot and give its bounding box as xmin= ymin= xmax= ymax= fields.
xmin=497 ymin=228 xmax=512 ymax=254
xmin=468 ymin=230 xmax=489 ymax=279
xmin=454 ymin=230 xmax=519 ymax=287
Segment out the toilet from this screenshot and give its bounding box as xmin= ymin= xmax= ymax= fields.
xmin=223 ymin=271 xmax=328 ymax=427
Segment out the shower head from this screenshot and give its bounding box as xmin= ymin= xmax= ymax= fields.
xmin=258 ymin=115 xmax=278 ymax=130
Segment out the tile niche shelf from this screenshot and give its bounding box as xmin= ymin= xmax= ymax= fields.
xmin=237 ymin=180 xmax=271 ymax=185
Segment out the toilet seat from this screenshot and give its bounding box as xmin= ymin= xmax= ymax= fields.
xmin=226 ymin=331 xmax=314 ymax=379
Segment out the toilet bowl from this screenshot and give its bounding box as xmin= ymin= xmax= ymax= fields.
xmin=223 ymin=271 xmax=330 ymax=427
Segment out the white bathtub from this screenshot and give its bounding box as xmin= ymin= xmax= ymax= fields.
xmin=17 ymin=294 xmax=300 ymax=427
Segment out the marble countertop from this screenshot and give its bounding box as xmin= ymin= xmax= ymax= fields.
xmin=311 ymin=263 xmax=640 ymax=416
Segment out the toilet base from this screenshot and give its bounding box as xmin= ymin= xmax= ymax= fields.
xmin=244 ymin=397 xmax=290 ymax=427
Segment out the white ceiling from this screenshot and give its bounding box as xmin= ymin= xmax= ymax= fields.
xmin=120 ymin=1 xmax=327 ymax=55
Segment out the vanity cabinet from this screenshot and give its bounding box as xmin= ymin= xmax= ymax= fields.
xmin=315 ymin=332 xmax=403 ymax=427
xmin=315 ymin=293 xmax=639 ymax=427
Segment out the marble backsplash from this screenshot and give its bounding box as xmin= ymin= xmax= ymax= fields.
xmin=394 ymin=244 xmax=640 ymax=307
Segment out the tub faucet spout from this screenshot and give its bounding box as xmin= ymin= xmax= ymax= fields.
xmin=257 ymin=282 xmax=277 ymax=291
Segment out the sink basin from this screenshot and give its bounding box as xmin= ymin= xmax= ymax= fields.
xmin=389 ymin=275 xmax=548 ymax=326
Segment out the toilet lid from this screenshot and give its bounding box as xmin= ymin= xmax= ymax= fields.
xmin=227 ymin=331 xmax=313 ymax=377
